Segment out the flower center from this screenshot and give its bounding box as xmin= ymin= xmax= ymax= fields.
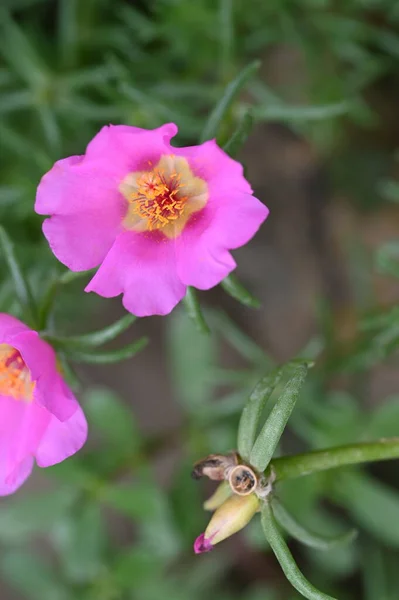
xmin=131 ymin=169 xmax=187 ymax=229
xmin=0 ymin=344 xmax=35 ymax=402
xmin=119 ymin=155 xmax=208 ymax=239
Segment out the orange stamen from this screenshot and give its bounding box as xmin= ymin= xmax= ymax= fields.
xmin=0 ymin=344 xmax=35 ymax=402
xmin=128 ymin=161 xmax=189 ymax=231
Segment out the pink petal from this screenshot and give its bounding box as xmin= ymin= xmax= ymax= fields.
xmin=36 ymin=404 xmax=88 ymax=468
xmin=35 ymin=124 xmax=178 ymax=272
xmin=176 ymin=217 xmax=237 ymax=289
xmin=84 ymin=123 xmax=178 ymax=177
xmin=36 ymin=157 xmax=125 ymax=271
xmin=178 ymin=139 xmax=253 ymax=196
xmin=176 ymin=192 xmax=268 ymax=289
xmin=0 ymin=313 xmax=30 ymax=343
xmin=11 ymin=330 xmax=79 ymax=421
xmin=86 ymin=231 xmax=187 ymax=316
xmin=0 ymin=396 xmax=46 ymax=490
xmin=0 ymin=457 xmax=34 ymax=496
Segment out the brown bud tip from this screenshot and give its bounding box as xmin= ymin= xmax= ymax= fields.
xmin=191 ymin=453 xmax=238 ymax=481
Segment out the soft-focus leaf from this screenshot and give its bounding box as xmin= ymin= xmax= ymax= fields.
xmin=84 ymin=387 xmax=140 ymax=453
xmin=47 ymin=313 xmax=137 ymax=348
xmin=332 ymin=470 xmax=399 ymax=547
xmin=65 ymin=336 xmax=148 ymax=363
xmin=223 ymin=110 xmax=254 ymax=156
xmin=0 ymin=225 xmax=38 ymax=326
xmin=0 ymin=488 xmax=77 ymax=543
xmin=167 ymin=308 xmax=216 ymax=411
xmin=220 ymin=272 xmax=260 ymax=308
xmin=183 ymin=287 xmax=210 ymax=334
xmin=366 ymin=396 xmax=399 ymax=439
xmin=200 ymin=59 xmax=260 ymax=142
xmin=272 ymin=498 xmax=357 ymax=551
xmin=375 ymin=241 xmax=399 ymax=279
xmin=52 ymin=503 xmax=106 ymax=583
xmin=0 ymin=551 xmax=70 ymax=600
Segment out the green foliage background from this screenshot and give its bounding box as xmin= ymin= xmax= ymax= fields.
xmin=1 ymin=1 xmax=399 ymax=599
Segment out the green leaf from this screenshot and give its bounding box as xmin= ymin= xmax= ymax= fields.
xmin=375 ymin=241 xmax=399 ymax=279
xmin=332 ymin=470 xmax=399 ymax=547
xmin=0 ymin=488 xmax=77 ymax=543
xmin=223 ymin=110 xmax=254 ymax=157
xmin=261 ymin=501 xmax=337 ymax=600
xmin=366 ymin=395 xmax=399 ymax=439
xmin=46 ymin=313 xmax=137 ymax=349
xmin=200 ymin=59 xmax=260 ymax=142
xmin=0 ymin=551 xmax=70 ymax=600
xmin=167 ymin=308 xmax=216 ymax=411
xmin=183 ymin=287 xmax=210 ymax=334
xmin=52 ymin=503 xmax=106 ymax=583
xmin=65 ymin=336 xmax=148 ymax=364
xmin=58 ymin=267 xmax=97 ymax=284
xmin=84 ymin=387 xmax=140 ymax=453
xmin=209 ymin=309 xmax=269 ymax=365
xmin=101 ymin=483 xmax=158 ymax=520
xmin=218 ymin=0 xmax=233 ymax=79
xmin=253 ymin=100 xmax=353 ymax=123
xmin=272 ymin=498 xmax=357 ymax=551
xmin=378 ymin=179 xmax=399 ymax=203
xmin=220 ymin=272 xmax=260 ymax=308
xmin=250 ymin=363 xmax=308 ymax=472
xmin=237 ymin=367 xmax=283 ymax=461
xmin=0 ymin=225 xmax=38 ymax=326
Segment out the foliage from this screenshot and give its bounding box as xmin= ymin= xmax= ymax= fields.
xmin=1 ymin=1 xmax=399 ymax=599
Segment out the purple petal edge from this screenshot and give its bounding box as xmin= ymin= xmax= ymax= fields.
xmin=194 ymin=533 xmax=214 ymax=554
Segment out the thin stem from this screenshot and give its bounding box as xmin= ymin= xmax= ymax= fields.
xmin=269 ymin=438 xmax=399 ymax=481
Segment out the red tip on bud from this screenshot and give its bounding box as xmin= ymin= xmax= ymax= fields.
xmin=194 ymin=533 xmax=214 ymax=554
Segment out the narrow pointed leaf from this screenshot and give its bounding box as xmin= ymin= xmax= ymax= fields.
xmin=272 ymin=498 xmax=357 ymax=551
xmin=221 ymin=273 xmax=260 ymax=308
xmin=0 ymin=225 xmax=38 ymax=326
xmin=65 ymin=337 xmax=148 ymax=364
xmin=200 ymin=60 xmax=260 ymax=142
xmin=237 ymin=367 xmax=283 ymax=461
xmin=46 ymin=313 xmax=137 ymax=349
xmin=250 ymin=364 xmax=308 ymax=472
xmin=58 ymin=268 xmax=97 ymax=284
xmin=183 ymin=287 xmax=210 ymax=334
xmin=223 ymin=110 xmax=254 ymax=157
xmin=261 ymin=502 xmax=337 ymax=600
xmin=332 ymin=470 xmax=399 ymax=547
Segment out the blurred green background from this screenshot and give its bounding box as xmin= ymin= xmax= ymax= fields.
xmin=1 ymin=0 xmax=399 ymax=599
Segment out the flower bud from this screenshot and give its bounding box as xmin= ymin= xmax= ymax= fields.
xmin=194 ymin=493 xmax=259 ymax=553
xmin=203 ymin=481 xmax=232 ymax=511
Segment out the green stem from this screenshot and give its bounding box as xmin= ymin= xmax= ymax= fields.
xmin=269 ymin=438 xmax=399 ymax=481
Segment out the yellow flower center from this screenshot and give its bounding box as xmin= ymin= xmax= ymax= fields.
xmin=119 ymin=155 xmax=208 ymax=239
xmin=0 ymin=344 xmax=35 ymax=402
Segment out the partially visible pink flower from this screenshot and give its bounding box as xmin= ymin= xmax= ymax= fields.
xmin=0 ymin=314 xmax=87 ymax=495
xmin=35 ymin=124 xmax=268 ymax=317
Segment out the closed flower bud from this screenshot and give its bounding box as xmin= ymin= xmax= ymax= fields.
xmin=194 ymin=493 xmax=259 ymax=553
xmin=203 ymin=481 xmax=232 ymax=511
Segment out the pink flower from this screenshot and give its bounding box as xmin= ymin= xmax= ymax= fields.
xmin=0 ymin=314 xmax=87 ymax=495
xmin=35 ymin=124 xmax=268 ymax=317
